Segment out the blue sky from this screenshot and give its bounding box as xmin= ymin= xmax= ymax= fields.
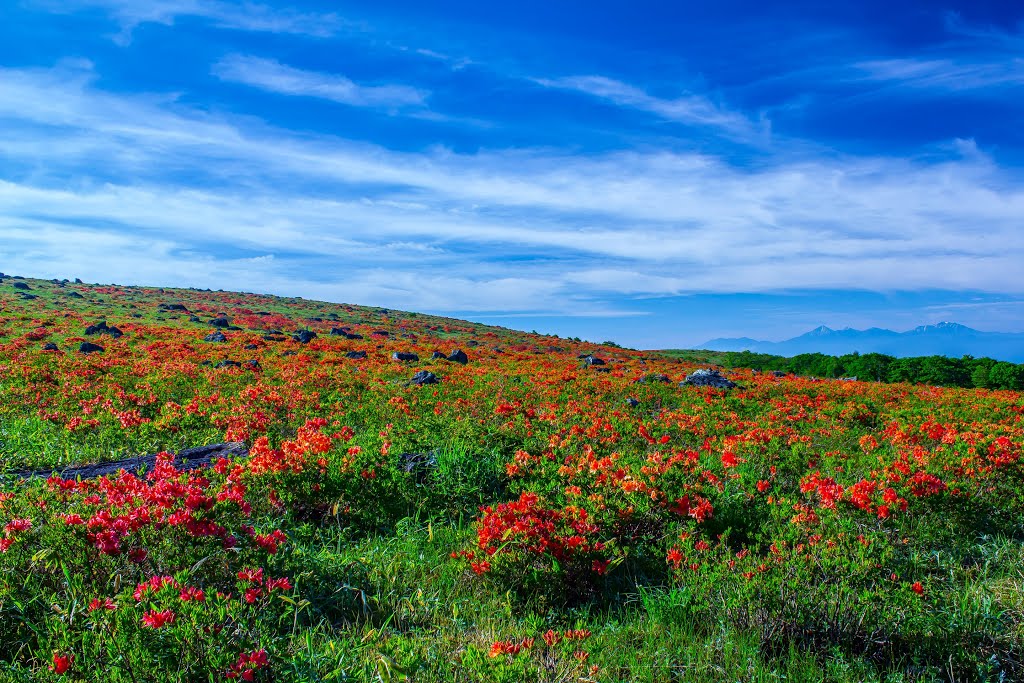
xmin=2 ymin=0 xmax=1024 ymax=348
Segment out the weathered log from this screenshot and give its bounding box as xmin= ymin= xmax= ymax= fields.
xmin=8 ymin=442 xmax=248 ymax=481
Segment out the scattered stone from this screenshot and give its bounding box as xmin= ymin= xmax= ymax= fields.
xmin=263 ymin=334 xmax=287 ymax=342
xmin=256 ymin=311 xmax=272 ymax=316
xmin=372 ymin=329 xmax=390 ymax=337
xmin=19 ymin=294 xmax=36 ymax=300
xmin=246 ymin=359 xmax=261 ymax=370
xmin=215 ymin=360 xmax=241 ymax=369
xmin=200 ymin=360 xmax=212 ymax=366
xmin=244 ymin=343 xmax=258 ymax=350
xmin=84 ymin=321 xmax=123 ymax=339
xmin=447 ymin=349 xmax=469 ymax=365
xmin=392 ymin=352 xmax=419 ymax=362
xmin=307 ymin=317 xmax=323 ymax=322
xmin=42 ymin=342 xmax=59 ymax=351
xmin=74 ymin=278 xmax=83 ymax=284
xmin=635 ymin=373 xmax=671 ymax=384
xmin=346 ymin=350 xmax=367 ymax=359
xmin=330 ymin=327 xmax=349 ymax=336
xmin=583 ymin=355 xmax=606 ymax=366
xmin=204 ymin=331 xmax=228 ymax=343
xmin=281 ymin=351 xmax=297 ymax=357
xmin=466 ymin=340 xmax=479 ymax=347
xmin=292 ymin=330 xmax=317 ymax=344
xmin=408 ymin=370 xmax=439 ymax=386
xmin=159 ymin=303 xmax=188 ymax=311
xmin=431 ymin=351 xmax=446 ymax=359
xmin=625 ymin=398 xmax=640 ymax=407
xmin=681 ymin=368 xmax=737 ymax=390
xmin=771 ymin=370 xmax=786 ymax=378
xmin=209 ymin=316 xmax=230 ymax=328
xmin=12 ymin=282 xmax=30 ymax=290
xmin=79 ymin=341 xmax=104 ymax=354
xmin=188 ymin=315 xmax=202 ymax=323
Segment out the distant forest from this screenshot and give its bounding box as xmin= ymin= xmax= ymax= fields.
xmin=664 ymin=350 xmax=1024 ymax=390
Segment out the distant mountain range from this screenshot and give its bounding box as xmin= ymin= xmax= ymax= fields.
xmin=700 ymin=322 xmax=1024 ymax=363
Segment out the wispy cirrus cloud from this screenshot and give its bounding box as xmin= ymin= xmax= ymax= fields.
xmin=213 ymin=54 xmax=429 ymax=110
xmin=854 ymin=57 xmax=1024 ymax=91
xmin=2 ymin=61 xmax=1024 ymax=318
xmin=533 ymin=75 xmax=766 ymax=141
xmin=32 ymin=0 xmax=346 ymax=42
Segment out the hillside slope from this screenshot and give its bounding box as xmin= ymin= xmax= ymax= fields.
xmin=1 ymin=274 xmax=1023 ymax=682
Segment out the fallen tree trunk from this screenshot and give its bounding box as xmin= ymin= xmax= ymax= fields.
xmin=7 ymin=442 xmax=248 ymax=481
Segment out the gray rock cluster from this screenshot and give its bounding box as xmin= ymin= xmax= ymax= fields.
xmin=681 ymin=368 xmax=737 ymax=390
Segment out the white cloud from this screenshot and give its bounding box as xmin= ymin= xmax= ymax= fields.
xmin=213 ymin=55 xmax=428 ymax=109
xmin=33 ymin=0 xmax=344 ymax=42
xmin=854 ymin=57 xmax=1024 ymax=91
xmin=534 ymin=75 xmax=765 ymax=141
xmin=2 ymin=62 xmax=1024 ymax=316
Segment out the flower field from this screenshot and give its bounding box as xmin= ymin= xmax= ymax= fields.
xmin=0 ymin=275 xmax=1022 ymax=681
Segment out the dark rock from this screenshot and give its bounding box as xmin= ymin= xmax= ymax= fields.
xmin=681 ymin=369 xmax=737 ymax=390
xmin=159 ymin=303 xmax=188 ymax=311
xmin=42 ymin=342 xmax=59 ymax=351
xmin=408 ymin=370 xmax=439 ymax=386
xmin=215 ymin=360 xmax=241 ymax=369
xmin=771 ymin=370 xmax=786 ymax=378
xmin=244 ymin=343 xmax=258 ymax=350
xmin=400 ymin=451 xmax=438 ymax=483
xmin=330 ymin=327 xmax=350 ymax=336
xmin=346 ymin=333 xmax=363 ymax=340
xmin=281 ymin=351 xmax=297 ymax=357
xmin=204 ymin=331 xmax=228 ymax=343
xmin=210 ymin=316 xmax=230 ymax=328
xmin=447 ymin=349 xmax=469 ymax=365
xmin=292 ymin=329 xmax=317 ymax=344
xmin=67 ymin=292 xmax=83 ymax=299
xmin=307 ymin=317 xmax=323 ymax=322
xmin=263 ymin=334 xmax=287 ymax=342
xmin=19 ymin=293 xmax=36 ymax=300
xmin=625 ymin=398 xmax=640 ymax=407
xmin=372 ymin=329 xmax=390 ymax=337
xmin=346 ymin=350 xmax=367 ymax=359
xmin=256 ymin=311 xmax=271 ymax=316
xmin=466 ymin=340 xmax=479 ymax=347
xmin=583 ymin=355 xmax=606 ymax=366
xmin=200 ymin=360 xmax=212 ymax=366
xmin=392 ymin=352 xmax=419 ymax=362
xmin=189 ymin=315 xmax=202 ymax=323
xmin=12 ymin=282 xmax=30 ymax=290
xmin=246 ymin=359 xmax=261 ymax=370
xmin=74 ymin=278 xmax=83 ymax=284
xmin=84 ymin=321 xmax=123 ymax=339
xmin=431 ymin=351 xmax=446 ymax=359
xmin=79 ymin=342 xmax=104 ymax=354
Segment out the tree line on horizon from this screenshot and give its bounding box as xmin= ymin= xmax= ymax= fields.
xmin=680 ymin=350 xmax=1024 ymax=390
